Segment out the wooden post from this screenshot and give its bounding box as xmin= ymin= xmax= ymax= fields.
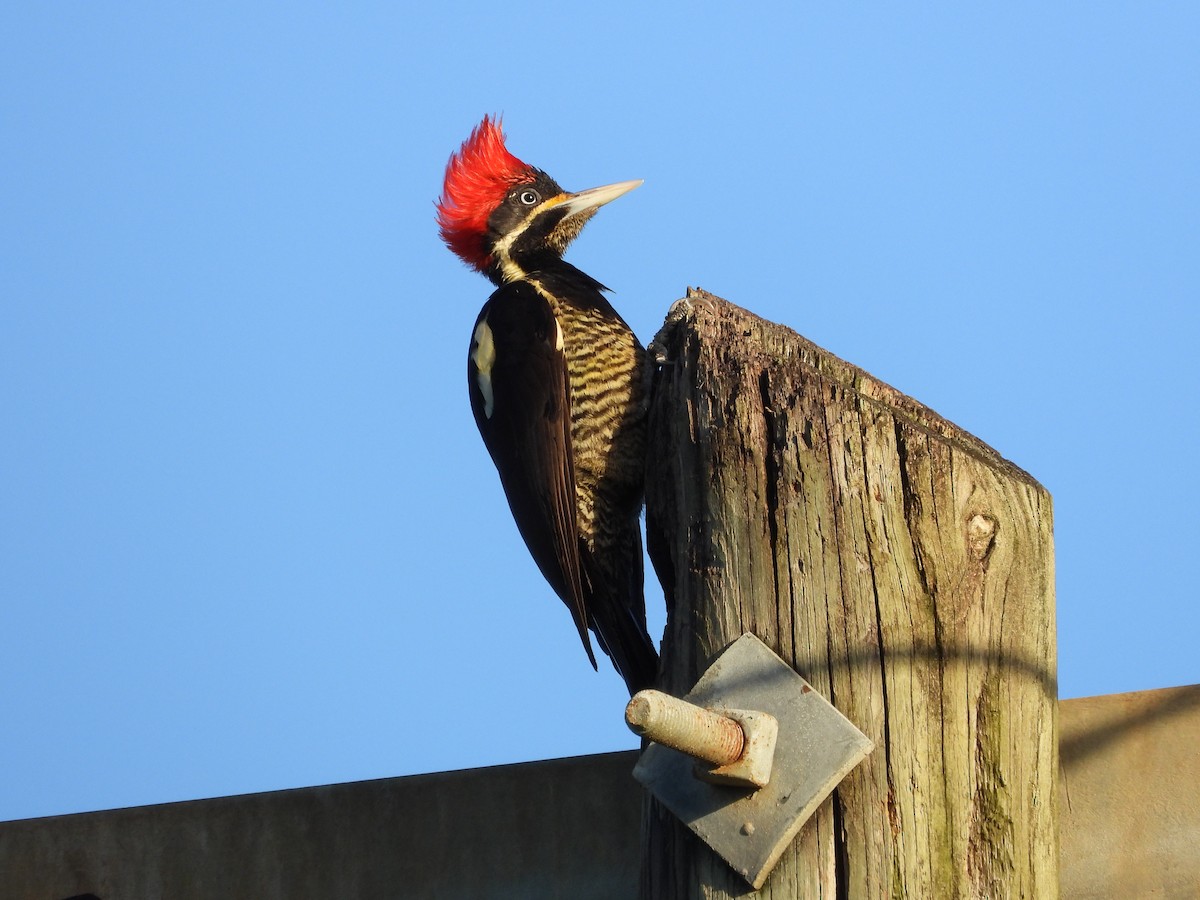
xmin=640 ymin=290 xmax=1057 ymax=898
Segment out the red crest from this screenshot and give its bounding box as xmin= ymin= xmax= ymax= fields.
xmin=437 ymin=116 xmax=537 ymax=270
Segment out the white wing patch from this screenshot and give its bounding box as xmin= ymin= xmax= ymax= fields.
xmin=472 ymin=318 xmax=497 ymax=418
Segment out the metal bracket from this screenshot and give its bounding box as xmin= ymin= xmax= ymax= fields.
xmin=630 ymin=633 xmax=874 ymax=890
xmin=695 ymin=707 xmax=778 ymax=789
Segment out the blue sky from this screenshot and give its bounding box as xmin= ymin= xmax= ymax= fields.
xmin=2 ymin=4 xmax=1197 ymax=822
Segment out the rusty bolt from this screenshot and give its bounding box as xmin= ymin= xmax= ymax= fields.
xmin=625 ymin=689 xmax=745 ymax=766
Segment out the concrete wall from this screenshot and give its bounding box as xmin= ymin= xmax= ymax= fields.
xmin=1059 ymin=684 xmax=1200 ymax=899
xmin=3 ymin=685 xmax=1198 ymax=899
xmin=0 ymin=752 xmax=642 ymax=900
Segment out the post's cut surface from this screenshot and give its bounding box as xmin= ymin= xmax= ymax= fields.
xmin=640 ymin=290 xmax=1057 ymax=898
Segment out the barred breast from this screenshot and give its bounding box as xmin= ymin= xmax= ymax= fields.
xmin=541 ymin=294 xmax=646 ymax=547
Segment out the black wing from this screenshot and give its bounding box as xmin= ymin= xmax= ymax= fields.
xmin=467 ymin=280 xmax=596 ymax=669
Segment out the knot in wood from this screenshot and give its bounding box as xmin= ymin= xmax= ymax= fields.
xmin=967 ymin=513 xmax=998 ymax=561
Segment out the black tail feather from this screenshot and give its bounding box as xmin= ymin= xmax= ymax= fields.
xmin=581 ymin=535 xmax=659 ymax=695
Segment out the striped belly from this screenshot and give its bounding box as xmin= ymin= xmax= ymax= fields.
xmin=554 ymin=303 xmax=646 ymax=543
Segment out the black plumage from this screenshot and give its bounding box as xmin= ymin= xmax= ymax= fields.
xmin=440 ymin=116 xmax=658 ymax=694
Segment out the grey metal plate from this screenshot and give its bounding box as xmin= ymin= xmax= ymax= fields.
xmin=633 ymin=633 xmax=873 ymax=890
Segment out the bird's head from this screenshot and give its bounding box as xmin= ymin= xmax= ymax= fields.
xmin=437 ymin=116 xmax=640 ymax=284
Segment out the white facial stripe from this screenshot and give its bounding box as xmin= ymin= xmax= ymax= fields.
xmin=491 ymin=227 xmax=526 ymax=284
xmin=499 ymin=257 xmax=525 ymax=284
xmin=472 ymin=319 xmax=496 ymax=418
xmin=491 ymin=227 xmax=518 ymax=262
xmin=489 ymin=194 xmax=563 ymax=283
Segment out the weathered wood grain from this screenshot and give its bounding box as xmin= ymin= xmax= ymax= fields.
xmin=640 ymin=290 xmax=1057 ymax=898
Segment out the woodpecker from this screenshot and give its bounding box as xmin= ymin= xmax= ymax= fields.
xmin=437 ymin=116 xmax=658 ymax=695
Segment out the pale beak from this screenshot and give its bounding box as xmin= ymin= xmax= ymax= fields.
xmin=554 ymin=179 xmax=643 ymax=217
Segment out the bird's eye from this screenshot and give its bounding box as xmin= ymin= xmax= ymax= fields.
xmin=518 ymin=189 xmax=540 ymax=206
